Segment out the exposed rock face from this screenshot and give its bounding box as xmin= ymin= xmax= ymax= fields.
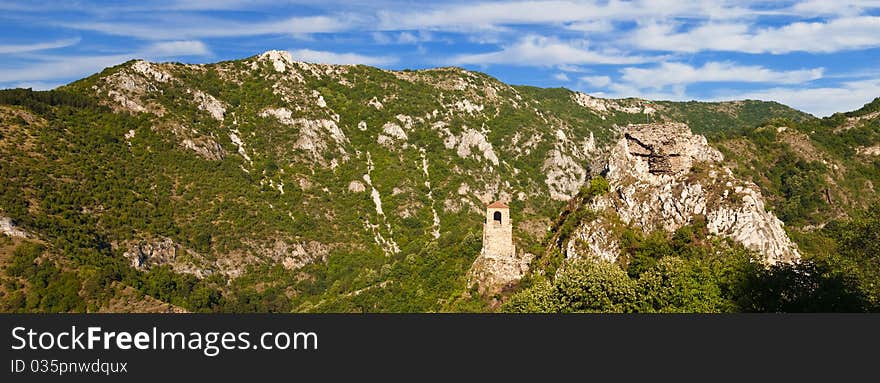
xmin=348 ymin=180 xmax=366 ymax=193
xmin=99 ymin=67 xmax=167 ymax=115
xmin=456 ymin=128 xmax=499 ymax=166
xmin=181 ymin=136 xmax=226 ymax=161
xmin=268 ymin=240 xmax=330 ymax=270
xmin=123 ymin=238 xmax=179 ymax=269
xmin=131 ymin=60 xmax=172 ymax=83
xmin=543 ymin=149 xmax=587 ymax=201
xmin=620 ymin=123 xmax=723 ymax=176
xmin=468 ymin=252 xmax=533 ymax=296
xmin=122 ymin=238 xmax=213 ymax=278
xmin=190 ymin=89 xmax=226 ymax=121
xmin=571 ymin=91 xmax=657 ymax=117
xmin=259 ymin=50 xmax=294 ymax=73
xmin=0 ymin=216 xmax=29 ymax=238
xmin=259 ymin=108 xmax=349 ymax=165
xmin=565 ymin=123 xmax=800 ymax=264
xmin=857 ymin=145 xmax=880 ymax=156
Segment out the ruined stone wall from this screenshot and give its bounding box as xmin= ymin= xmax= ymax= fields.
xmin=564 ymin=122 xmax=800 ymax=264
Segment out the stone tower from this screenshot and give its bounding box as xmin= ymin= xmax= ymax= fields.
xmin=482 ymin=201 xmax=515 ymax=259
xmin=468 ymin=200 xmax=531 ymax=296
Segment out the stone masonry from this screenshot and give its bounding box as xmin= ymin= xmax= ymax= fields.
xmin=467 ymin=201 xmax=532 ymax=296
xmin=482 ymin=201 xmax=515 ymax=259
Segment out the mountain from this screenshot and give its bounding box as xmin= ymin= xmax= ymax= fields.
xmin=0 ymin=51 xmax=876 ymax=312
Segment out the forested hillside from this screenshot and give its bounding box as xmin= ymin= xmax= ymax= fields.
xmin=0 ymin=52 xmax=876 ymax=312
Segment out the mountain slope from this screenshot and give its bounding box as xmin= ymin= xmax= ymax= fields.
xmin=0 ymin=51 xmax=874 ymax=312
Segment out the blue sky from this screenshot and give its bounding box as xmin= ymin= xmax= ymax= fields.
xmin=1 ymin=0 xmax=879 ymax=116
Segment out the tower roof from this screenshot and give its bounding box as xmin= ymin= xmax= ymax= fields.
xmin=487 ymin=201 xmax=509 ymax=209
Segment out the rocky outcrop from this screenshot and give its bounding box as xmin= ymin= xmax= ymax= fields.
xmin=260 ymin=107 xmax=349 ymax=166
xmin=123 ymin=238 xmax=178 ymax=269
xmin=571 ymin=91 xmax=656 ymax=117
xmin=181 ymin=136 xmax=226 ymax=161
xmin=857 ymin=145 xmax=880 ymax=156
xmin=565 ymin=123 xmax=800 ymax=264
xmin=467 ymin=251 xmax=533 ymax=296
xmin=267 ymin=240 xmax=330 ymax=270
xmin=122 ymin=238 xmax=213 ymax=277
xmin=543 ymin=149 xmax=587 ymax=201
xmin=0 ymin=216 xmax=29 ymax=238
xmin=348 ymin=180 xmax=366 ymax=193
xmin=189 ymin=89 xmax=226 ymax=121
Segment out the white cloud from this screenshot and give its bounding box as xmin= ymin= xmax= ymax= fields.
xmin=716 ymin=79 xmax=880 ymax=117
xmin=582 ymin=61 xmax=833 ymax=111
xmin=564 ymin=20 xmax=614 ymax=33
xmin=288 ymin=49 xmax=397 ymax=65
xmin=142 ymin=40 xmax=211 ymax=57
xmin=0 ymin=37 xmax=80 ymax=54
xmin=599 ymin=82 xmax=688 ymax=101
xmin=579 ymin=75 xmax=611 ymax=87
xmin=372 ymin=30 xmax=434 ymax=45
xmin=553 ymin=72 xmax=570 ymax=81
xmin=0 ymin=41 xmax=209 ymax=85
xmin=61 ymin=15 xmax=349 ymax=40
xmin=6 ymin=81 xmax=64 ymax=90
xmin=556 ymin=64 xmax=591 ymax=73
xmin=787 ymin=0 xmax=880 ymax=17
xmin=0 ymin=54 xmax=133 ymax=83
xmin=631 ymin=16 xmax=880 ymax=54
xmin=621 ymin=62 xmax=824 ymax=89
xmin=377 ymin=1 xmax=755 ymax=31
xmin=449 ymin=35 xmax=656 ymax=66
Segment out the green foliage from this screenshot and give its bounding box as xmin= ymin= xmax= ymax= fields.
xmin=505 ymin=259 xmax=638 ymax=313
xmin=0 ymin=58 xmax=876 ymax=314
xmin=735 ymin=259 xmax=868 ymax=312
xmin=820 ymin=204 xmax=880 ymax=307
xmin=844 ymin=97 xmax=880 ymax=118
xmin=637 ymin=257 xmax=734 ymax=313
xmin=580 ymin=176 xmax=610 ymax=198
xmin=653 ymin=100 xmax=812 ymax=138
xmin=548 ymin=176 xmax=610 ymax=248
xmin=508 ymin=215 xmax=871 ymax=313
xmin=1 ymin=242 xmax=86 ymax=312
xmin=0 ymin=88 xmax=98 ymax=114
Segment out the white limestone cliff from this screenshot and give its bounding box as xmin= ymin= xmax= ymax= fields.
xmin=565 ymin=122 xmax=800 ymax=264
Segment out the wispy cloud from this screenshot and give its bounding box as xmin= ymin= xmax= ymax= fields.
xmin=786 ymin=0 xmax=880 ymax=17
xmin=1 ymin=0 xmax=878 ymax=117
xmin=449 ymin=35 xmax=656 ymax=66
xmin=553 ymin=72 xmax=570 ymax=81
xmin=142 ymin=40 xmax=212 ymax=57
xmin=715 ymin=78 xmax=880 ymax=117
xmin=372 ymin=30 xmax=436 ymax=45
xmin=630 ymin=16 xmax=880 ymax=54
xmin=0 ymin=40 xmax=212 ymax=85
xmin=289 ymin=49 xmax=397 ymax=65
xmin=0 ymin=37 xmax=80 ymax=54
xmin=579 ymin=75 xmax=611 ymax=88
xmin=580 ymin=61 xmax=828 ymax=110
xmin=621 ymin=62 xmax=824 ymax=89
xmin=0 ymin=53 xmax=132 ymax=83
xmin=60 ymin=15 xmax=350 ymax=40
xmin=377 ymin=1 xmax=756 ymax=31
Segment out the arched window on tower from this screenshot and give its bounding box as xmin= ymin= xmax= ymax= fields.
xmin=493 ymin=211 xmax=502 ymax=224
